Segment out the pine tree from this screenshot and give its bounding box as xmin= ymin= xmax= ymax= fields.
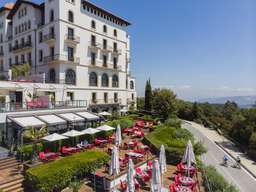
xmin=144 ymin=79 xmax=152 ymax=111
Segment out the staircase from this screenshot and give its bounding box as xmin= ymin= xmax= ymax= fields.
xmin=0 ymin=157 xmax=24 ymax=192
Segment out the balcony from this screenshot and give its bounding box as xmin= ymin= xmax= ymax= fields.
xmin=101 ymin=44 xmax=113 ymax=53
xmin=44 ymin=54 xmax=80 ymax=65
xmin=0 ymin=51 xmax=4 ymax=57
xmin=12 ymin=42 xmax=32 ymax=53
xmin=65 ymin=34 xmax=80 ymax=46
xmin=88 ymin=41 xmax=101 ymax=51
xmin=88 ymin=60 xmax=122 ymax=71
xmin=43 ymin=33 xmax=56 ymax=44
xmin=90 ymin=99 xmax=121 ymax=105
xmin=112 ymin=48 xmax=122 ymax=56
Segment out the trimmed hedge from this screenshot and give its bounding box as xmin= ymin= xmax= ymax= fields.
xmin=107 ymin=117 xmax=134 ymax=129
xmin=202 ymin=165 xmax=239 ymax=192
xmin=144 ymin=119 xmax=206 ymax=164
xmin=26 ymin=150 xmax=109 ymax=192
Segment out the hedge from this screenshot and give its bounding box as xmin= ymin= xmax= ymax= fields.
xmin=202 ymin=165 xmax=239 ymax=192
xmin=17 ymin=143 xmax=43 ymax=161
xmin=26 ymin=150 xmax=109 ymax=192
xmin=107 ymin=117 xmax=134 ymax=129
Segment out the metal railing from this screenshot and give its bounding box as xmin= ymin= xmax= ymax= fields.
xmin=44 ymin=54 xmax=80 ymax=64
xmin=90 ymin=99 xmax=121 ymax=105
xmin=43 ymin=33 xmax=56 ymax=42
xmin=88 ymin=41 xmax=101 ymax=49
xmin=0 ymin=100 xmax=88 ymax=113
xmin=12 ymin=42 xmax=32 ymax=51
xmin=65 ymin=34 xmax=80 ymax=43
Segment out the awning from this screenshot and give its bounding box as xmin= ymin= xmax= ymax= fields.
xmin=96 ymin=125 xmax=115 ymax=131
xmin=37 ymin=115 xmax=66 ymax=125
xmin=62 ymin=130 xmax=84 ymax=137
xmin=98 ymin=111 xmax=112 ymax=116
xmin=12 ymin=116 xmax=46 ymax=128
xmin=58 ymin=113 xmax=84 ymax=122
xmin=76 ymin=111 xmax=99 ymax=121
xmin=81 ymin=128 xmax=100 ymax=135
xmin=42 ymin=133 xmax=68 ymax=142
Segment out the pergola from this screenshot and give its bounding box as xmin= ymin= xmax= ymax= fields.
xmin=5 ymin=110 xmax=100 ymax=146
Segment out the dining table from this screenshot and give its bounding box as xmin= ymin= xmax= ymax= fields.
xmin=174 ymin=186 xmax=192 ymax=192
xmin=179 ymin=176 xmax=195 ymax=186
xmin=126 ymin=151 xmax=144 ymax=158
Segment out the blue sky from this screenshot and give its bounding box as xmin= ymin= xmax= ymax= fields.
xmin=2 ymin=0 xmax=256 ymax=100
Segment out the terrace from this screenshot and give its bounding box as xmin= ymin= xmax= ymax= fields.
xmin=13 ymin=115 xmax=205 ymax=192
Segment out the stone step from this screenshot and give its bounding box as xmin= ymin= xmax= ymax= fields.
xmin=0 ymin=175 xmax=23 ymax=186
xmin=0 ymin=158 xmax=17 ymax=167
xmin=0 ymin=157 xmax=15 ymax=164
xmin=2 ymin=183 xmax=23 ymax=192
xmin=0 ymin=178 xmax=24 ymax=192
xmin=0 ymin=162 xmax=20 ymax=170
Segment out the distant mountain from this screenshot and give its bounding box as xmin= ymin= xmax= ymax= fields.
xmin=198 ymin=96 xmax=256 ymax=108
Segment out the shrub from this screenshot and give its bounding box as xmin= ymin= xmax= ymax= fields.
xmin=107 ymin=117 xmax=134 ymax=129
xmin=165 ymin=117 xmax=181 ymax=128
xmin=202 ymin=165 xmax=238 ymax=192
xmin=26 ymin=150 xmax=109 ymax=192
xmin=18 ymin=143 xmax=43 ymax=161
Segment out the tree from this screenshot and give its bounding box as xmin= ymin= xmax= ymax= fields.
xmin=152 ymin=88 xmax=177 ymax=119
xmin=223 ymin=101 xmax=238 ymax=120
xmin=24 ymin=126 xmax=48 ymax=162
xmin=136 ymin=97 xmax=145 ymax=110
xmin=144 ymin=79 xmax=152 ymax=111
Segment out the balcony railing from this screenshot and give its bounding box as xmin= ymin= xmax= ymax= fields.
xmin=0 ymin=51 xmax=4 ymax=56
xmin=88 ymin=41 xmax=101 ymax=50
xmin=43 ymin=33 xmax=56 ymax=42
xmin=12 ymin=42 xmax=32 ymax=52
xmin=0 ymin=100 xmax=88 ymax=113
xmin=65 ymin=34 xmax=80 ymax=44
xmin=90 ymin=99 xmax=121 ymax=105
xmin=44 ymin=54 xmax=80 ymax=64
xmin=88 ymin=60 xmax=122 ymax=71
xmin=113 ymin=48 xmax=122 ymax=55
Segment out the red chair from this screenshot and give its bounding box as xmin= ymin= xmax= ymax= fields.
xmin=120 ymin=180 xmax=127 ymax=191
xmin=61 ymin=146 xmax=72 ymax=156
xmin=39 ymin=152 xmax=47 ymax=162
xmin=136 ymin=167 xmax=150 ymax=182
xmin=169 ymin=184 xmax=176 ymax=192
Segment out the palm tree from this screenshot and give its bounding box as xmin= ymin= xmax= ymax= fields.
xmin=24 ymin=125 xmax=48 ymax=162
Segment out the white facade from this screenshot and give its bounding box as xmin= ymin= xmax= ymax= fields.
xmin=0 ymin=0 xmax=136 ymax=111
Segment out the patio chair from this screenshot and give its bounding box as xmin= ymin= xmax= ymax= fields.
xmin=120 ymin=180 xmax=127 ymax=192
xmin=136 ymin=167 xmax=150 ymax=182
xmin=169 ymin=184 xmax=176 ymax=192
xmin=60 ymin=146 xmax=72 ymax=156
xmin=39 ymin=152 xmax=47 ymax=162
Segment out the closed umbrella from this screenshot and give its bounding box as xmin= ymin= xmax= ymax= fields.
xmin=182 ymin=140 xmax=196 ymax=166
xmin=127 ymin=159 xmax=135 ymax=192
xmin=151 ymin=160 xmax=161 ymax=192
xmin=159 ymin=145 xmax=167 ymax=174
xmin=109 ymin=146 xmax=120 ymax=175
xmin=115 ymin=124 xmax=122 ymax=146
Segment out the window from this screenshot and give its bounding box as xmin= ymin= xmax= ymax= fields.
xmin=114 ymin=93 xmax=118 ymax=103
xmin=89 ymin=72 xmax=97 ymax=86
xmin=101 ymin=73 xmax=109 ymax=87
xmin=91 ymin=52 xmax=96 ymax=65
xmin=103 ymin=39 xmax=107 ymax=49
xmin=91 ymin=20 xmax=96 ymax=29
xmin=91 ymin=35 xmax=96 ymax=46
xmin=15 ymin=56 xmax=18 ymax=64
xmin=104 ymin=93 xmax=108 ymax=103
xmin=113 ymin=42 xmax=117 ymax=52
xmin=27 ymin=52 xmax=31 ymax=65
xmin=132 ymin=93 xmax=134 ymax=100
xmin=114 ymin=29 xmax=117 ymax=37
xmin=113 ymin=57 xmax=118 ymax=69
xmin=67 ymin=47 xmax=74 ymax=61
xmin=103 ymin=25 xmax=107 ymax=33
xmin=67 ymin=27 xmax=74 ymax=39
xmin=68 ymin=10 xmax=74 ymax=23
xmin=27 ymin=35 xmax=31 ymax=44
xmin=130 ymin=80 xmax=134 ymax=89
xmin=21 ymin=54 xmax=25 ymax=63
xmin=65 ymin=69 xmax=76 ymax=85
xmin=9 ymin=58 xmax=12 ymax=66
xmin=39 ymin=50 xmax=43 ymax=62
xmin=21 ymin=38 xmax=25 ymax=46
xmin=112 ymin=75 xmax=119 ymax=87
xmin=28 ymin=20 xmax=31 ymax=29
xmin=49 ymin=68 xmax=56 ymax=83
xmin=39 ymin=31 xmax=43 ymax=43
xmin=103 ymin=55 xmax=107 ymax=67
xmin=8 ymin=44 xmax=12 ymax=52
xmin=50 ymin=10 xmax=54 ymax=22
xmin=92 ymin=92 xmax=97 ymax=103
xmin=50 ymin=26 xmax=55 ymax=37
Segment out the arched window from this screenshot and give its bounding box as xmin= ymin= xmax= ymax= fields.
xmin=49 ymin=68 xmax=56 ymax=83
xmin=50 ymin=9 xmax=54 ymax=22
xmin=130 ymin=80 xmax=134 ymax=89
xmin=65 ymin=69 xmax=76 ymax=85
xmin=103 ymin=25 xmax=107 ymax=33
xmin=68 ymin=10 xmax=74 ymax=23
xmin=91 ymin=20 xmax=96 ymax=29
xmin=89 ymin=72 xmax=98 ymax=86
xmin=101 ymin=73 xmax=109 ymax=87
xmin=114 ymin=29 xmax=117 ymax=37
xmin=112 ymin=75 xmax=119 ymax=87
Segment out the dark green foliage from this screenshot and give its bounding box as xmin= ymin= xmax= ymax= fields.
xmin=18 ymin=143 xmax=43 ymax=161
xmin=106 ymin=116 xmax=134 ymax=129
xmin=202 ymin=165 xmax=239 ymax=192
xmin=26 ymin=150 xmax=109 ymax=192
xmin=144 ymin=79 xmax=153 ymax=111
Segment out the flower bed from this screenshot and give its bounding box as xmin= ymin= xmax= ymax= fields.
xmin=26 ymin=150 xmax=109 ymax=192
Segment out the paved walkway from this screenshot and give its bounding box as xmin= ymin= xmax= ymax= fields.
xmin=184 ymin=120 xmax=256 ymax=178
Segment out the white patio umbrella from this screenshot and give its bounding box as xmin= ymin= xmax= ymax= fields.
xmin=96 ymin=125 xmax=116 ymax=132
xmin=109 ymin=145 xmax=120 ymax=175
xmin=127 ymin=159 xmax=135 ymax=192
xmin=151 ymin=160 xmax=162 ymax=192
xmin=62 ymin=130 xmax=84 ymax=137
xmin=159 ymin=145 xmax=167 ymax=174
xmin=42 ymin=133 xmax=68 ymax=142
xmin=99 ymin=111 xmax=112 ymax=116
xmin=115 ymin=124 xmax=122 ymax=146
xmin=182 ymin=140 xmax=196 ymax=166
xmin=81 ymin=128 xmax=100 ymax=135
